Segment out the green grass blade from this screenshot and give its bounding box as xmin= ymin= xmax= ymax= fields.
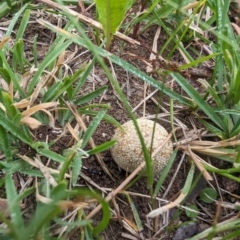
xmin=72 ymin=59 xmax=95 ymax=98
xmin=13 ymin=40 xmax=25 ymax=73
xmin=0 ymin=1 xmax=33 ymax=18
xmin=230 ymin=118 xmax=240 ymax=137
xmin=0 ymin=52 xmax=25 ymax=97
xmin=29 ymin=40 xmax=72 ymax=93
xmin=54 ymin=13 xmax=154 ymax=188
xmin=0 ymin=2 xmax=28 ymax=32
xmin=221 ymin=229 xmax=240 ymax=240
xmin=0 ymin=68 xmax=11 ymax=84
xmin=74 ymin=86 xmax=108 ymax=105
xmin=0 ymin=211 xmax=19 ymax=239
xmin=0 ymin=114 xmax=32 ymax=145
xmin=38 ymin=19 xmax=192 ymax=107
xmin=78 ymin=109 xmax=123 ymax=130
xmin=63 ymin=187 xmax=110 ymax=235
xmin=43 ymin=62 xmax=89 ymax=102
xmin=11 ymin=187 xmax=34 ymax=208
xmin=214 ymin=0 xmax=228 ymax=94
xmin=15 ymin=9 xmax=30 ymax=41
xmin=171 ymin=72 xmax=225 ymax=130
xmin=188 ymin=219 xmax=240 ymax=240
xmin=5 ymin=174 xmax=24 ymax=230
xmin=178 ymin=53 xmax=219 ymax=70
xmin=34 ymin=147 xmax=66 ymax=164
xmin=42 ymin=76 xmax=75 ymax=102
xmin=72 ymin=153 xmax=82 ymax=186
xmin=199 ymin=119 xmax=225 ymax=139
xmin=1 ymin=91 xmax=18 ymax=119
xmin=182 ymin=160 xmax=195 ymax=195
xmin=0 ymin=125 xmax=12 ymax=161
xmin=59 ymin=149 xmax=77 ymax=182
xmin=82 ymin=108 xmax=108 ymax=148
xmin=88 ymin=140 xmax=116 ymax=155
xmin=29 ymin=205 xmax=62 ymax=239
xmin=154 ymin=148 xmax=177 ymax=197
xmin=41 ymin=82 xmax=62 ymax=102
xmin=125 ymin=193 xmax=143 ymax=231
xmin=198 ymin=79 xmax=223 ymax=108
xmin=53 ymin=218 xmax=92 ymax=229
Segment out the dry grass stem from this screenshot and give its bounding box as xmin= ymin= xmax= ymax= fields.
xmin=147 ymin=192 xmax=186 ymax=218
xmin=18 ymin=154 xmax=71 ymax=178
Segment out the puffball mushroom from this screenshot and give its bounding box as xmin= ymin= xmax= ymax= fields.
xmin=111 ymin=119 xmax=173 ymax=176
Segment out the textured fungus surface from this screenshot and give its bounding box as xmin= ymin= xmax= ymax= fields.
xmin=111 ymin=119 xmax=173 ymax=176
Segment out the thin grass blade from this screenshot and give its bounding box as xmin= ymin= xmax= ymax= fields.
xmin=171 ymin=72 xmax=225 ymax=130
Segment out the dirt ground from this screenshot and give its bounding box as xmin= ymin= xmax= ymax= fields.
xmin=1 ymin=2 xmax=240 ymax=240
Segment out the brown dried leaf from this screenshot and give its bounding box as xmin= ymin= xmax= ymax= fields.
xmin=22 ymin=102 xmax=59 ymax=117
xmin=20 ymin=116 xmax=42 ymax=129
xmin=0 ymin=37 xmax=9 ymax=49
xmin=14 ymin=99 xmax=30 ymax=109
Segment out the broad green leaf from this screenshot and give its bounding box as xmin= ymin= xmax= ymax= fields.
xmin=185 ymin=204 xmax=199 ymax=218
xmin=199 ymin=187 xmax=217 ymax=203
xmin=94 ymin=0 xmax=134 ymax=49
